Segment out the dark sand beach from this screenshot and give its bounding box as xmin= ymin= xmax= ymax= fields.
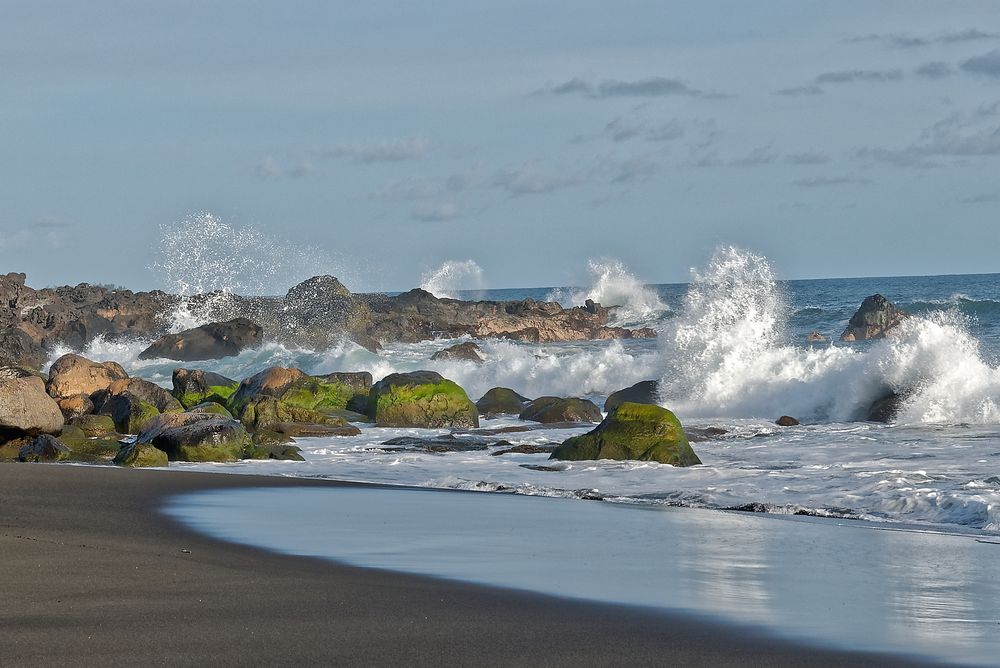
xmin=0 ymin=464 xmax=936 ymax=667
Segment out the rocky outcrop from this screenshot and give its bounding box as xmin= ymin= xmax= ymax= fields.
xmin=46 ymin=354 xmax=128 ymax=399
xmin=550 ymin=402 xmax=701 ymax=466
xmin=841 ymin=295 xmax=910 ymax=341
xmin=0 ymin=376 xmax=65 ymax=441
xmin=519 ymin=397 xmax=602 ymax=424
xmin=367 ymin=371 xmax=479 ymax=428
xmin=139 ymin=318 xmax=263 ymax=361
xmin=476 ymin=387 xmax=530 ymax=415
xmin=431 ymin=341 xmax=484 ymax=363
xmin=604 ymin=380 xmax=659 ymax=412
xmin=171 ymin=369 xmax=240 ymax=409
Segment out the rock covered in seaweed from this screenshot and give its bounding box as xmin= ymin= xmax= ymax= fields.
xmin=550 ymin=402 xmax=701 ymax=466
xmin=367 ymin=371 xmax=479 ymax=428
xmin=134 ymin=412 xmax=250 ymax=463
xmin=139 ymin=318 xmax=263 ymax=361
xmin=841 ymin=295 xmax=910 ymax=341
xmin=172 ymin=369 xmax=240 ymax=409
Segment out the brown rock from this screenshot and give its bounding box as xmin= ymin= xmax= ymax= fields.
xmin=46 ymin=354 xmax=128 ymax=399
xmin=57 ymin=394 xmax=94 ymax=420
xmin=0 ymin=376 xmax=65 ymax=439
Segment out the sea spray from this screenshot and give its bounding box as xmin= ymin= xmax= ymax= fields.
xmin=420 ymin=260 xmax=484 ymax=299
xmin=549 ymin=259 xmax=668 ymax=328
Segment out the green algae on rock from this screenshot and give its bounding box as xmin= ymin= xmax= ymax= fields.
xmin=551 ymin=402 xmax=701 ymax=467
xmin=114 ymin=441 xmax=168 ymax=468
xmin=367 ymin=371 xmax=479 ymax=428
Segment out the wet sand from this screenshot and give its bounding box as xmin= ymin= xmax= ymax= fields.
xmin=0 ymin=464 xmax=934 ymax=666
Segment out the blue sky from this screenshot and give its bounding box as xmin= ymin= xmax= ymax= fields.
xmin=2 ymin=1 xmax=999 ymax=292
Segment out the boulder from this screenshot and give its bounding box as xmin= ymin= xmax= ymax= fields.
xmin=226 ymin=366 xmax=307 ymax=414
xmin=138 ymin=317 xmax=263 ymax=361
xmin=604 ymin=380 xmax=659 ymax=412
xmin=0 ymin=364 xmax=37 ymax=381
xmin=104 ymin=393 xmax=161 ymax=434
xmin=0 ymin=376 xmax=65 ymax=441
xmin=73 ymin=414 xmax=118 ymax=437
xmin=367 ymin=371 xmax=479 ymax=428
xmin=867 ymin=391 xmax=908 ymax=423
xmin=519 ymin=396 xmax=602 ymax=424
xmin=57 ymin=394 xmax=94 ymax=420
xmin=114 ymin=442 xmax=168 ymax=468
xmin=841 ymin=295 xmax=910 ymax=342
xmin=135 ymin=412 xmax=250 ymax=462
xmin=245 ymin=442 xmax=305 ymax=461
xmin=317 ymin=371 xmax=373 ymax=413
xmin=57 ymin=424 xmax=121 ymax=460
xmin=476 ymin=387 xmax=530 ymax=415
xmin=171 ymin=369 xmax=239 ymax=409
xmin=95 ymin=377 xmax=184 ymax=414
xmin=269 ymin=422 xmax=361 ymax=437
xmin=187 ymin=402 xmax=234 ymax=418
xmin=17 ymin=434 xmax=71 ymax=462
xmin=775 ymin=415 xmax=800 ymax=426
xmin=46 ymin=354 xmax=128 ymax=399
xmin=237 ymin=396 xmax=346 ymax=432
xmin=0 ymin=326 xmax=47 ymax=370
xmin=551 ymin=402 xmax=701 ymax=466
xmin=431 ymin=341 xmax=484 ymax=363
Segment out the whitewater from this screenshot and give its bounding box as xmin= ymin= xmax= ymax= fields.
xmin=50 ymin=240 xmax=1000 ymax=535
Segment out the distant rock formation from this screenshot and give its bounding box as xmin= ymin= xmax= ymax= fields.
xmin=841 ymin=295 xmax=910 ymax=341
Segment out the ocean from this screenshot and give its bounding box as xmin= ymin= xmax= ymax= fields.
xmin=52 ymin=248 xmax=1000 ymax=535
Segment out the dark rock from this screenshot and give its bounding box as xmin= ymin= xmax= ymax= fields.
xmin=187 ymin=402 xmax=235 ymax=419
xmin=519 ymin=396 xmax=602 ymax=424
xmin=17 ymin=434 xmax=71 ymax=462
xmin=775 ymin=416 xmax=800 ymax=427
xmin=135 ymin=412 xmax=250 ymax=462
xmin=104 ymin=392 xmax=161 ymax=434
xmin=551 ymin=402 xmax=701 ymax=466
xmin=491 ymin=443 xmax=558 ymax=456
xmin=841 ymin=295 xmax=910 ymax=341
xmin=172 ymin=369 xmax=239 ymax=409
xmin=246 ymin=442 xmax=305 ymax=461
xmin=270 ymin=422 xmax=361 ymax=437
xmin=237 ymin=396 xmax=346 ymax=432
xmin=867 ymin=391 xmax=908 ymax=423
xmin=46 ymin=354 xmax=128 ymax=399
xmin=285 ymin=275 xmax=351 ymax=302
xmin=476 ymin=387 xmax=530 ymax=415
xmin=685 ymin=426 xmax=729 ymax=442
xmin=604 ymin=380 xmax=659 ymax=412
xmin=431 ymin=341 xmax=484 ymax=363
xmin=380 ymin=434 xmax=497 ymax=453
xmin=139 ymin=318 xmax=263 ymax=361
xmin=468 ymin=422 xmax=592 ymax=435
xmin=367 ymin=371 xmax=479 ymax=428
xmin=0 ymin=326 xmax=47 ymax=370
xmin=95 ymin=377 xmax=184 ymax=414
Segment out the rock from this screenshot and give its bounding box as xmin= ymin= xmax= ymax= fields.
xmin=380 ymin=434 xmax=498 ymax=453
xmin=686 ymin=426 xmax=729 ymax=442
xmin=105 ymin=393 xmax=161 ymax=434
xmin=269 ymin=422 xmax=361 ymax=437
xmin=0 ymin=364 xmax=36 ymax=381
xmin=491 ymin=443 xmax=558 ymax=456
xmin=245 ymin=442 xmax=305 ymax=461
xmin=367 ymin=371 xmax=479 ymax=428
xmin=226 ymin=366 xmax=308 ymax=414
xmin=17 ymin=434 xmax=71 ymax=462
xmin=57 ymin=394 xmax=94 ymax=420
xmin=280 ymin=375 xmax=370 ymax=413
xmin=171 ymin=369 xmax=239 ymax=409
xmin=135 ymin=412 xmax=250 ymax=462
xmin=114 ymin=442 xmax=168 ymax=467
xmin=841 ymin=295 xmax=910 ymax=341
xmin=285 ymin=275 xmax=351 ymax=302
xmin=867 ymin=391 xmax=907 ymax=423
xmin=807 ymin=331 xmax=826 ymax=342
xmin=551 ymin=402 xmax=701 ymax=466
xmin=0 ymin=326 xmax=47 ymax=370
xmin=0 ymin=376 xmax=65 ymax=441
xmin=46 ymin=353 xmax=128 ymax=399
xmin=475 ymin=387 xmax=530 ymax=415
xmin=73 ymin=414 xmax=118 ymax=437
xmin=138 ymin=317 xmax=263 ymax=361
xmin=95 ymin=377 xmax=184 ymax=414
xmin=775 ymin=415 xmax=800 ymax=426
xmin=604 ymin=380 xmax=659 ymax=412
xmin=519 ymin=396 xmax=602 ymax=424
xmin=57 ymin=425 xmax=121 ymax=460
xmin=237 ymin=396 xmax=346 ymax=432
xmin=187 ymin=402 xmax=234 ymax=419
xmin=431 ymin=341 xmax=484 ymax=363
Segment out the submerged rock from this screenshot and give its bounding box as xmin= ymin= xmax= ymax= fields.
xmin=475 ymin=387 xmax=530 ymax=415
xmin=519 ymin=396 xmax=602 ymax=424
xmin=841 ymin=295 xmax=910 ymax=341
xmin=139 ymin=318 xmax=263 ymax=361
xmin=46 ymin=354 xmax=128 ymax=400
xmin=431 ymin=341 xmax=484 ymax=363
xmin=550 ymin=402 xmax=701 ymax=466
xmin=380 ymin=434 xmax=498 ymax=453
xmin=367 ymin=371 xmax=479 ymax=428
xmin=604 ymin=380 xmax=659 ymax=412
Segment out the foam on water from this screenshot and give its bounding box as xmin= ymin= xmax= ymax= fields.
xmin=548 ymin=259 xmax=668 ymax=327
xmin=420 ymin=260 xmax=484 ymax=299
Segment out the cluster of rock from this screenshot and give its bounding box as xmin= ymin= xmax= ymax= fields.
xmin=0 ymin=272 xmax=655 ymax=369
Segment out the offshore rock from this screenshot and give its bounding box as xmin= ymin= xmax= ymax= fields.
xmin=604 ymin=380 xmax=659 ymax=412
xmin=551 ymin=402 xmax=701 ymax=466
xmin=431 ymin=341 xmax=484 ymax=363
xmin=139 ymin=318 xmax=263 ymax=361
xmin=519 ymin=396 xmax=602 ymax=424
xmin=475 ymin=387 xmax=530 ymax=415
xmin=841 ymin=295 xmax=910 ymax=341
xmin=367 ymin=371 xmax=479 ymax=428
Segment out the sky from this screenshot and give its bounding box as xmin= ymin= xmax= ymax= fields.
xmin=2 ymin=0 xmax=1000 ymax=293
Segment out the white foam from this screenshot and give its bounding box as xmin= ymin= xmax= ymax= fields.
xmin=419 ymin=260 xmax=484 ymax=299
xmin=548 ymin=259 xmax=668 ymax=327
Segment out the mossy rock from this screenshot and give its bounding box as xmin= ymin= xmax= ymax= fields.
xmin=17 ymin=435 xmax=72 ymax=462
xmin=246 ymin=443 xmax=305 ymax=461
xmin=238 ymin=396 xmax=346 ymax=432
xmin=114 ymin=442 xmax=168 ymax=468
xmin=367 ymin=371 xmax=479 ymax=428
xmin=280 ymin=377 xmax=357 ymax=412
xmin=550 ymin=402 xmax=701 ymax=467
xmin=251 ymin=428 xmax=294 ymax=447
xmin=106 ymin=393 xmax=161 ymax=435
xmin=476 ymin=387 xmax=530 ymax=415
xmin=74 ymin=414 xmax=118 ymax=437
xmin=187 ymin=402 xmax=234 ymax=419
xmin=172 ymin=369 xmax=240 ymax=409
xmin=136 ymin=413 xmax=250 ymax=463
xmin=58 ymin=424 xmax=121 ymax=461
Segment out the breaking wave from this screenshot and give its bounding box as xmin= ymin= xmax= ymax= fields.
xmin=548 ymin=259 xmax=668 ymax=328
xmin=420 ymin=260 xmax=484 ymax=299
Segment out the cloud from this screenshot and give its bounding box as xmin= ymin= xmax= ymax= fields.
xmin=254 ymin=155 xmax=313 ymax=180
xmin=604 ymin=117 xmax=685 ymax=143
xmin=961 ymin=191 xmax=1000 ymax=204
xmin=961 ymin=49 xmax=1000 ymax=77
xmin=542 ymin=76 xmax=708 ymax=99
xmin=327 ymin=136 xmax=432 ymax=163
xmin=611 ymin=156 xmax=660 ymax=184
xmin=773 ymin=84 xmax=824 ymax=96
xmin=816 ymin=69 xmax=903 ymax=84
xmin=915 ymin=61 xmax=955 ymax=79
xmin=368 ymin=177 xmax=440 ymax=201
xmin=845 ymin=29 xmax=999 ymax=49
xmin=493 ymin=163 xmax=585 ymax=195
xmin=731 ymin=144 xmax=779 ymax=167
xmin=784 ymin=150 xmax=832 ymax=165
xmin=793 ymin=175 xmax=872 ymax=187
xmin=411 ymin=201 xmax=461 ymax=222
xmin=0 ymin=218 xmax=73 ymax=250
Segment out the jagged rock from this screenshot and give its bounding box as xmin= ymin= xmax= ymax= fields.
xmin=604 ymin=380 xmax=659 ymax=412
xmin=431 ymin=341 xmax=484 ymax=363
xmin=46 ymin=354 xmax=128 ymax=400
xmin=476 ymin=387 xmax=530 ymax=415
xmin=367 ymin=371 xmax=479 ymax=428
xmin=57 ymin=394 xmax=94 ymax=420
xmin=0 ymin=376 xmax=65 ymax=441
xmin=519 ymin=396 xmax=602 ymax=424
xmin=171 ymin=369 xmax=239 ymax=409
xmin=841 ymin=295 xmax=910 ymax=341
xmin=135 ymin=412 xmax=250 ymax=462
xmin=17 ymin=434 xmax=71 ymax=462
xmin=551 ymin=402 xmax=701 ymax=466
xmin=775 ymin=416 xmax=800 ymax=426
xmin=139 ymin=317 xmax=263 ymax=361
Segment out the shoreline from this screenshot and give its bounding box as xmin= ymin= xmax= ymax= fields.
xmin=1 ymin=463 xmax=942 ymax=666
